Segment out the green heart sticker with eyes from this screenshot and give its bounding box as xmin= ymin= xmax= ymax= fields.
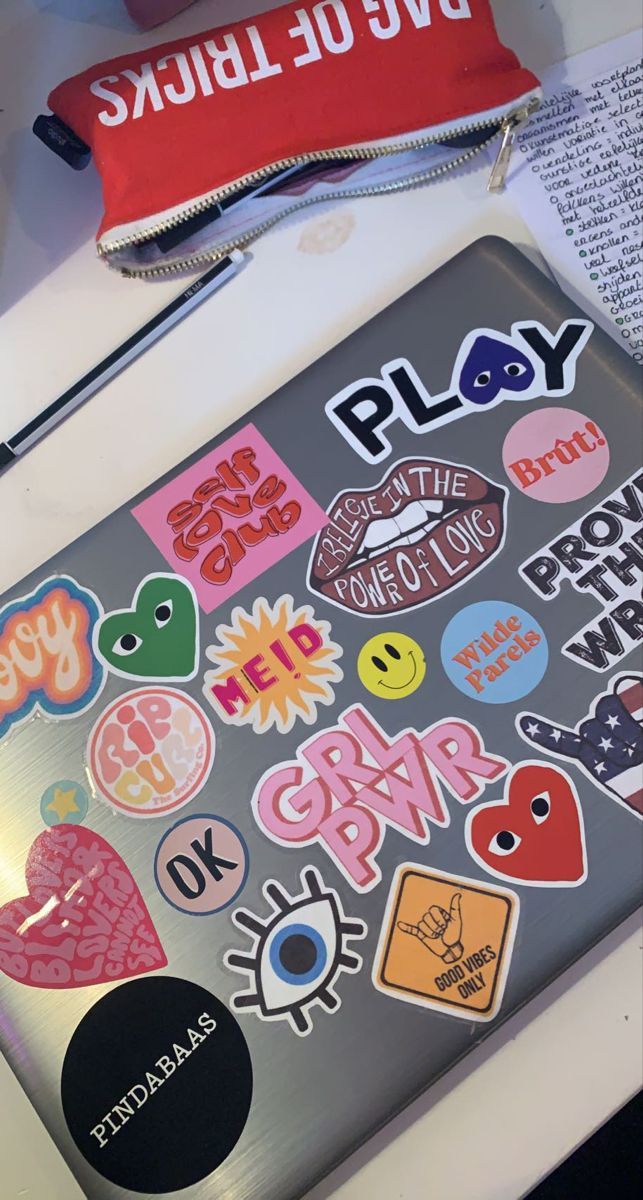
xmin=95 ymin=574 xmax=199 ymax=681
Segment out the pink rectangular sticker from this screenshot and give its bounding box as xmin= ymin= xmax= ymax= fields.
xmin=132 ymin=426 xmax=328 ymax=613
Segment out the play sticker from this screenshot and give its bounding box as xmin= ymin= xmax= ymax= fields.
xmin=373 ymin=865 xmax=518 ymax=1022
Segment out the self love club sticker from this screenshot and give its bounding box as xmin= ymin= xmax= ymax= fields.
xmin=132 ymin=425 xmax=327 ymax=614
xmin=0 ymin=826 xmax=166 ymax=988
xmin=253 ymin=705 xmax=508 ymax=892
xmin=308 ymin=457 xmax=508 ymax=617
xmin=465 ymin=762 xmax=587 ymax=887
xmin=61 ymin=976 xmax=252 ymax=1194
xmin=95 ymin=573 xmax=199 ymax=681
xmin=502 ymin=408 xmax=609 ymax=503
xmin=0 ymin=575 xmax=104 ymax=745
xmin=373 ymin=865 xmax=518 ymax=1022
xmin=520 ymin=470 xmax=643 ymax=672
xmin=155 ymin=815 xmax=249 ymax=915
xmin=440 ymin=601 xmax=548 ymax=704
xmin=88 ymin=687 xmax=215 ymax=818
xmin=517 ymin=673 xmax=643 ymax=819
xmin=203 ymin=595 xmax=343 ymax=734
xmin=225 ymin=866 xmax=366 ymax=1037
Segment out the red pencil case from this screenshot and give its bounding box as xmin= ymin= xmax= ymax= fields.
xmin=46 ymin=0 xmax=541 ymax=277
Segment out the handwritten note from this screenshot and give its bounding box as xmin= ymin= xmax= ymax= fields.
xmin=508 ymin=34 xmax=642 ymax=363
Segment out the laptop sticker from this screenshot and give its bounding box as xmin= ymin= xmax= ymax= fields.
xmin=40 ymin=780 xmax=89 ymax=826
xmin=373 ymin=864 xmax=518 ymax=1022
xmin=87 ymin=687 xmax=215 ymax=818
xmin=520 ymin=469 xmax=643 ymax=671
xmin=517 ymin=673 xmax=643 ymax=819
xmin=132 ymin=425 xmax=327 ymax=614
xmin=0 ymin=575 xmax=105 ymax=745
xmin=253 ymin=705 xmax=508 ymax=891
xmin=202 ymin=594 xmax=343 ymax=734
xmin=440 ymin=601 xmax=548 ymax=704
xmin=465 ymin=762 xmax=588 ymax=887
xmin=61 ymin=976 xmax=253 ymax=1193
xmin=225 ymin=866 xmax=366 ymax=1037
xmin=326 ymin=319 xmax=593 ymax=463
xmin=0 ymin=825 xmax=167 ymax=989
xmin=502 ymin=407 xmax=609 ymax=503
xmin=94 ymin=573 xmax=199 ymax=682
xmin=308 ymin=458 xmax=508 ymax=618
xmin=357 ymin=632 xmax=426 ymax=699
xmin=154 ymin=815 xmax=249 ymax=915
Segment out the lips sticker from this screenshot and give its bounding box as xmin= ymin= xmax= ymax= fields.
xmin=0 ymin=826 xmax=167 ymax=988
xmin=458 ymin=335 xmax=535 ymax=406
xmin=465 ymin=762 xmax=587 ymax=888
xmin=95 ymin=574 xmax=199 ymax=681
xmin=308 ymin=457 xmax=508 ymax=617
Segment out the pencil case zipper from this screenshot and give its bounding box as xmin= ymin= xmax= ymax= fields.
xmin=100 ymin=94 xmax=540 ymax=279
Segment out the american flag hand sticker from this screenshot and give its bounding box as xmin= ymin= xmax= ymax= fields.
xmin=516 ymin=674 xmax=643 ymax=819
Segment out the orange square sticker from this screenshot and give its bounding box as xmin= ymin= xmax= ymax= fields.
xmin=373 ymin=865 xmax=519 ymax=1021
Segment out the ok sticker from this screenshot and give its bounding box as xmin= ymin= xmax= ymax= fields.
xmin=155 ymin=816 xmax=249 ymax=915
xmin=88 ymin=688 xmax=215 ymax=818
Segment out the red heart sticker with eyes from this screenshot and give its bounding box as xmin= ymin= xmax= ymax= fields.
xmin=0 ymin=825 xmax=167 ymax=988
xmin=465 ymin=762 xmax=587 ymax=888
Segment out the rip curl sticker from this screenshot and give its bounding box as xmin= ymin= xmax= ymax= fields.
xmin=0 ymin=575 xmax=104 ymax=745
xmin=131 ymin=425 xmax=327 ymax=614
xmin=88 ymin=687 xmax=215 ymax=818
xmin=202 ymin=594 xmax=343 ymax=734
xmin=520 ymin=469 xmax=643 ymax=672
xmin=95 ymin=574 xmax=199 ymax=682
xmin=326 ymin=319 xmax=593 ymax=463
xmin=308 ymin=457 xmax=508 ymax=618
xmin=0 ymin=825 xmax=166 ymax=988
xmin=502 ymin=408 xmax=610 ymax=503
xmin=61 ymin=977 xmax=252 ymax=1193
xmin=225 ymin=866 xmax=366 ymax=1036
xmin=373 ymin=864 xmax=518 ymax=1022
xmin=465 ymin=762 xmax=588 ymax=888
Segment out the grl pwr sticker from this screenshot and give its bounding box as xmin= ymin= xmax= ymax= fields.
xmin=202 ymin=594 xmax=343 ymax=734
xmin=308 ymin=457 xmax=508 ymax=617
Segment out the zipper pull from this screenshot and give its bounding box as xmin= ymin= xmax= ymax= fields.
xmin=488 ymin=108 xmax=531 ymax=192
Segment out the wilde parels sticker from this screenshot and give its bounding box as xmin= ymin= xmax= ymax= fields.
xmin=308 ymin=457 xmax=508 ymax=617
xmin=61 ymin=976 xmax=253 ymax=1194
xmin=225 ymin=866 xmax=366 ymax=1037
xmin=520 ymin=469 xmax=643 ymax=671
xmin=95 ymin=574 xmax=199 ymax=682
xmin=326 ymin=320 xmax=593 ymax=463
xmin=202 ymin=595 xmax=343 ymax=734
xmin=252 ymin=705 xmax=508 ymax=891
xmin=465 ymin=762 xmax=588 ymax=888
xmin=517 ymin=673 xmax=643 ymax=819
xmin=440 ymin=601 xmax=548 ymax=704
xmin=372 ymin=865 xmax=518 ymax=1022
xmin=0 ymin=575 xmax=105 ymax=744
xmin=132 ymin=425 xmax=327 ymax=614
xmin=0 ymin=826 xmax=166 ymax=988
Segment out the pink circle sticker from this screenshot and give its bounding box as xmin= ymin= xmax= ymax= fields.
xmin=154 ymin=815 xmax=249 ymax=914
xmin=502 ymin=408 xmax=610 ymax=503
xmin=88 ymin=687 xmax=215 ymax=818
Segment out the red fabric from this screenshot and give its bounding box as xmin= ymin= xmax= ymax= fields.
xmin=48 ymin=0 xmax=539 ymax=243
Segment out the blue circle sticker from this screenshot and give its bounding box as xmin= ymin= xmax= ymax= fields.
xmin=440 ymin=601 xmax=548 ymax=705
xmin=40 ymin=780 xmax=89 ymax=826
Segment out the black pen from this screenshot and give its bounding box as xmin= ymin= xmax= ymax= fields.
xmin=0 ymin=251 xmax=243 ymax=475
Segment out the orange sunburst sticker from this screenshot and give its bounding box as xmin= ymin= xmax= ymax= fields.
xmin=202 ymin=595 xmax=343 ymax=735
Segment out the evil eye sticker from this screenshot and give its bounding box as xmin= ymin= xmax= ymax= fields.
xmin=94 ymin=574 xmax=199 ymax=682
xmin=465 ymin=762 xmax=588 ymax=888
xmin=0 ymin=575 xmax=105 ymax=745
xmin=224 ymin=867 xmax=366 ymax=1036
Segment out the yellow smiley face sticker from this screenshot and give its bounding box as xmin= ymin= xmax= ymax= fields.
xmin=357 ymin=633 xmax=426 ymax=700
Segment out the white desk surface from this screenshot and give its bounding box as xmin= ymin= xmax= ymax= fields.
xmin=0 ymin=2 xmax=641 ymax=1198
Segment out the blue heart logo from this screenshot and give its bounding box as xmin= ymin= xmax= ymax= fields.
xmin=458 ymin=335 xmax=535 ymax=406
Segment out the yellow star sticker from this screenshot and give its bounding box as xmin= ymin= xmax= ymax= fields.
xmin=47 ymin=787 xmax=81 ymax=822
